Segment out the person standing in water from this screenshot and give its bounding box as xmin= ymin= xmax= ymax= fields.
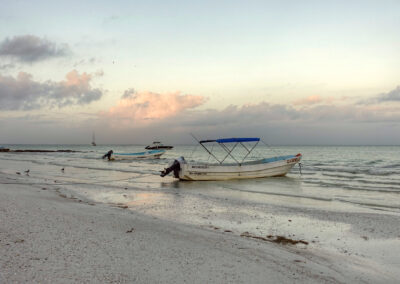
xmin=102 ymin=150 xmax=114 ymax=161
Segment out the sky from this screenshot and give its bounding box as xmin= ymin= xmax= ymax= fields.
xmin=0 ymin=0 xmax=399 ymax=145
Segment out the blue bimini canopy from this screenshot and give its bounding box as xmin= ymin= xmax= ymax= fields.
xmin=200 ymin=137 xmax=260 ymax=144
xmin=216 ymin=137 xmax=259 ymax=143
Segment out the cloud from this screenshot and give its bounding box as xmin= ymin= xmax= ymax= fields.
xmin=293 ymin=95 xmax=339 ymax=105
xmin=358 ymin=86 xmax=400 ymax=104
xmin=375 ymin=86 xmax=400 ymax=102
xmin=2 ymin=84 xmax=400 ymax=145
xmin=293 ymin=95 xmax=323 ymax=105
xmin=100 ymin=88 xmax=400 ymax=133
xmin=73 ymin=57 xmax=99 ymax=67
xmin=174 ymin=103 xmax=300 ymax=129
xmin=0 ymin=63 xmax=15 ymax=70
xmin=121 ymin=88 xmax=136 ymax=99
xmin=174 ymin=102 xmax=400 ymax=133
xmin=0 ymin=70 xmax=103 ymax=110
xmin=0 ymin=35 xmax=70 ymax=62
xmin=100 ymin=90 xmax=206 ymax=126
xmin=2 ymin=92 xmax=400 ymax=145
xmin=92 ymin=99 xmax=400 ymax=145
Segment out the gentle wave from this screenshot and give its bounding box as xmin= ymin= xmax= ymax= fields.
xmin=382 ymin=163 xmax=400 ymax=168
xmin=303 ymin=179 xmax=400 ymax=193
xmin=321 ymin=173 xmax=364 ymax=179
xmin=336 ymin=199 xmax=400 ymax=212
xmin=365 ymin=159 xmax=384 ymax=165
xmin=308 ymin=166 xmax=399 ymax=176
xmin=227 ymin=187 xmax=334 ymax=202
xmin=353 ymin=178 xmax=400 ymax=187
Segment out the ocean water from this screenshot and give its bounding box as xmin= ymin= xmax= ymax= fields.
xmin=1 ymin=144 xmax=399 ymax=212
xmin=1 ymin=144 xmax=400 ymax=269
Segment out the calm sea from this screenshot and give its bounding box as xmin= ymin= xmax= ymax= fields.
xmin=0 ymin=145 xmax=400 ymax=212
xmin=1 ymin=144 xmax=399 ymax=223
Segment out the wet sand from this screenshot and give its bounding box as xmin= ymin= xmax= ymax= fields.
xmin=0 ymin=173 xmax=398 ymax=283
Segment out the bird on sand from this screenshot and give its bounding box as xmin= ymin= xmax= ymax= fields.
xmin=24 ymin=169 xmax=30 ymax=175
xmin=61 ymin=168 xmax=65 ymax=172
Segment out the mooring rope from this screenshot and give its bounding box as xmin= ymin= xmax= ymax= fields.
xmin=260 ymin=139 xmax=282 ymax=157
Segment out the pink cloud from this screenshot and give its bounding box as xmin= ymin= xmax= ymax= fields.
xmin=293 ymin=95 xmax=323 ymax=105
xmin=0 ymin=70 xmax=102 ymax=110
xmin=293 ymin=95 xmax=339 ymax=106
xmin=62 ymin=70 xmax=92 ymax=88
xmin=101 ymin=90 xmax=206 ymax=126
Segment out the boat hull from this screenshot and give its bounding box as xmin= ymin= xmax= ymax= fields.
xmin=145 ymin=146 xmax=173 ymax=150
xmin=112 ymin=150 xmax=165 ymax=160
xmin=178 ymin=154 xmax=301 ymax=181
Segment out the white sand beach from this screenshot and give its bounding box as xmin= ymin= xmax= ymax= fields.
xmin=1 ymin=170 xmax=399 ymax=284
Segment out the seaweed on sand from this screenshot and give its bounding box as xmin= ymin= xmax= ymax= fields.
xmin=240 ymin=232 xmax=308 ymax=245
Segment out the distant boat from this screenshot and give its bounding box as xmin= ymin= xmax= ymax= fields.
xmin=111 ymin=150 xmax=165 ymax=160
xmin=92 ymin=132 xmax=96 ymax=146
xmin=145 ymin=141 xmax=173 ymax=150
xmin=160 ymin=137 xmax=302 ymax=181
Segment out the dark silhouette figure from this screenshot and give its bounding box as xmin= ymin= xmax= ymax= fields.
xmin=102 ymin=150 xmax=114 ymax=160
xmin=160 ymin=157 xmax=184 ymax=178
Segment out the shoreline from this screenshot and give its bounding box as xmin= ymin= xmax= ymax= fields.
xmin=0 ymin=173 xmax=399 ymax=283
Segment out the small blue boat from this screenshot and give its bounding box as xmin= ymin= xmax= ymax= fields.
xmin=112 ymin=149 xmax=165 ymax=160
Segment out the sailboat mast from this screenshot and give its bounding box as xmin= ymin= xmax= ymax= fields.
xmin=92 ymin=132 xmax=96 ymax=146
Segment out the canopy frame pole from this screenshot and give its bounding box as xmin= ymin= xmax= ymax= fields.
xmin=219 ymin=142 xmax=240 ymax=164
xmin=200 ymin=143 xmax=222 ymax=163
xmin=241 ymin=141 xmax=259 ymax=162
xmin=207 ymin=144 xmax=215 ymax=162
xmin=191 ymin=133 xmax=222 ymax=163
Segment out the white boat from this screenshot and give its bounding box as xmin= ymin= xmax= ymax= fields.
xmin=160 ymin=137 xmax=302 ymax=181
xmin=112 ymin=149 xmax=165 ymax=160
xmin=145 ymin=141 xmax=174 ymax=150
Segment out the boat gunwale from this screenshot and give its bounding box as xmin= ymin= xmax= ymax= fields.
xmin=183 ymin=154 xmax=299 ymax=167
xmin=113 ymin=150 xmax=165 ymax=156
xmin=182 ymin=162 xmax=295 ymax=175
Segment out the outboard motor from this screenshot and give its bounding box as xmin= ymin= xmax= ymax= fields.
xmin=102 ymin=150 xmax=113 ymax=160
xmin=160 ymin=157 xmax=185 ymax=178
